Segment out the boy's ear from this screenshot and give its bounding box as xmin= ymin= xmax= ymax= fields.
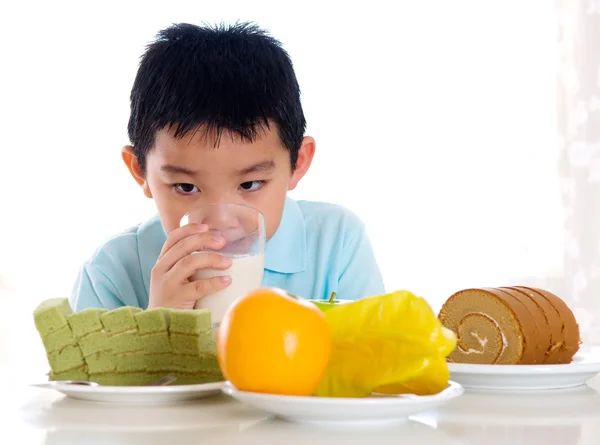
xmin=122 ymin=146 xmax=153 ymax=198
xmin=288 ymin=136 xmax=316 ymax=191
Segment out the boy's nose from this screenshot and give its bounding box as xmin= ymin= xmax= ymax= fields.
xmin=203 ymin=210 xmax=241 ymax=234
xmin=185 ymin=201 xmax=256 ymax=240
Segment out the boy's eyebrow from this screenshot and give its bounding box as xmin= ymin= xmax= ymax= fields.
xmin=160 ymin=161 xmax=275 ymax=176
xmin=236 ymin=160 xmax=275 ymax=175
xmin=160 ymin=165 xmax=197 ymax=176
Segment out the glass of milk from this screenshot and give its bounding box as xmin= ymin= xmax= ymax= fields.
xmin=180 ymin=203 xmax=266 ymax=324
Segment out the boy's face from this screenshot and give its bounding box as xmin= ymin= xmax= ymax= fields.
xmin=122 ymin=125 xmax=315 ymax=240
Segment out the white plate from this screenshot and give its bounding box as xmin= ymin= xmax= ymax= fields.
xmin=221 ymin=380 xmax=464 ymax=426
xmin=448 ymin=347 xmax=600 ymax=390
xmin=426 ymin=385 xmax=600 ymax=426
xmin=30 ymin=381 xmax=224 ymax=404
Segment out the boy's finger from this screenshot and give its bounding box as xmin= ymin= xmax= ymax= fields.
xmin=169 ymin=252 xmax=232 ymax=283
xmin=189 ymin=275 xmax=232 ymax=299
xmin=155 ymin=232 xmax=225 ymax=273
xmin=158 ymin=223 xmax=208 ymax=259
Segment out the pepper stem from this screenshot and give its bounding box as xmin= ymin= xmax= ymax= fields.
xmin=329 ymin=292 xmax=337 ymax=303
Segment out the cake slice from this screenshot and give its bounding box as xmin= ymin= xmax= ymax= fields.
xmin=50 ymin=366 xmax=88 ymax=382
xmin=169 ymin=309 xmax=214 ymax=355
xmin=439 ymin=287 xmax=536 ymax=364
xmin=135 ymin=308 xmax=170 ymax=334
xmin=503 ymin=286 xmax=565 ymax=363
xmin=513 ymin=286 xmax=580 ymax=363
xmin=92 ymin=372 xmax=166 ymax=386
xmin=170 ymin=331 xmax=214 ymax=355
xmin=67 ymin=308 xmax=114 ymax=375
xmin=169 ymin=309 xmax=211 ymax=335
xmin=144 ymin=353 xmax=173 ymax=372
xmin=33 ymin=298 xmax=73 ymax=337
xmin=171 ymin=353 xmax=222 ymax=375
xmin=84 ymin=351 xmax=115 ymax=374
xmin=130 ymin=308 xmax=174 ymax=373
xmin=41 ymin=324 xmax=77 ymax=353
xmin=68 ymin=309 xmax=111 ymax=356
xmin=78 ymin=330 xmax=111 ymax=357
xmin=114 ymin=353 xmax=149 ymax=372
xmin=108 ymin=332 xmax=143 ymax=355
xmin=135 ymin=308 xmax=172 ymax=353
xmin=33 ymin=298 xmax=89 ymax=376
xmin=67 ymin=308 xmax=107 ymax=338
xmin=495 ymin=287 xmax=551 ymax=364
xmin=168 ymin=309 xmax=222 ymax=381
xmin=100 ymin=306 xmax=142 ymax=335
xmin=101 ymin=306 xmax=143 ymax=354
xmin=98 ymin=307 xmax=146 ymax=375
xmin=139 ymin=334 xmax=172 ymax=354
xmin=47 ymin=345 xmax=86 ymax=373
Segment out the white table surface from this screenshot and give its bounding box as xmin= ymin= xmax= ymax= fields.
xmin=3 ymin=288 xmax=600 ymax=444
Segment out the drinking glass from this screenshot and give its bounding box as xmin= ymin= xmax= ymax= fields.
xmin=180 ymin=203 xmax=266 ymax=324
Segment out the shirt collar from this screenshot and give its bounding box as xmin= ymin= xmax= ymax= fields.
xmin=264 ymin=196 xmax=307 ymax=274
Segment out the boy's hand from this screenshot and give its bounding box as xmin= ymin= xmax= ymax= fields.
xmin=148 ymin=224 xmax=232 ymax=310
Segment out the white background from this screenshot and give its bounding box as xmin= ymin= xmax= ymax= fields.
xmin=0 ymin=0 xmax=559 ymax=312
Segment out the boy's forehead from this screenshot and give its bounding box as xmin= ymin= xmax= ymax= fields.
xmin=148 ymin=125 xmax=288 ymax=173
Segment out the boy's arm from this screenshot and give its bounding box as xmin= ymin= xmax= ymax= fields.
xmin=69 ymin=263 xmax=124 ymax=311
xmin=337 ymin=224 xmax=386 ymax=300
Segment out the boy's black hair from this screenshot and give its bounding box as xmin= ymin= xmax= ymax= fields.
xmin=127 ymin=22 xmax=306 ymax=173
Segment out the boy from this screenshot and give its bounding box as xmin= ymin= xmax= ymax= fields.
xmin=70 ymin=22 xmax=384 ymax=311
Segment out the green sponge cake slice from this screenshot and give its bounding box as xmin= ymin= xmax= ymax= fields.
xmin=92 ymin=372 xmax=164 ymax=386
xmin=34 ymin=298 xmax=73 ymax=336
xmin=41 ymin=325 xmax=77 ymax=353
xmin=50 ymin=366 xmax=88 ymax=382
xmin=67 ymin=308 xmax=113 ymax=379
xmin=140 ymin=333 xmax=172 ymax=353
xmin=169 ymin=309 xmax=211 ymax=335
xmin=113 ymin=353 xmax=148 ymax=372
xmin=100 ymin=307 xmax=142 ymax=335
xmin=101 ymin=307 xmax=143 ymax=355
xmin=135 ymin=308 xmax=172 ymax=353
xmin=85 ymin=352 xmax=115 ymax=374
xmin=78 ymin=330 xmax=111 ymax=356
xmin=171 ymin=331 xmax=214 ymax=355
xmin=47 ymin=344 xmax=85 ymax=373
xmin=144 ymin=353 xmax=173 ymax=372
xmin=135 ymin=308 xmax=170 ymax=334
xmin=172 ymin=353 xmax=222 ymax=375
xmin=109 ymin=332 xmax=142 ymax=354
xmin=67 ymin=308 xmax=107 ymax=338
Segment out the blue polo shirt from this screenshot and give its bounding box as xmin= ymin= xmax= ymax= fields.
xmin=69 ymin=197 xmax=385 ymax=311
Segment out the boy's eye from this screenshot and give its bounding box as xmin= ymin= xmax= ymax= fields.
xmin=174 ymin=183 xmax=199 ymax=194
xmin=239 ymin=180 xmax=265 ymax=192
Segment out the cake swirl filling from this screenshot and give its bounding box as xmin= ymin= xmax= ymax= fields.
xmin=455 ymin=312 xmax=507 ymax=363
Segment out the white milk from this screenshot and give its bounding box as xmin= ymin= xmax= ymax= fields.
xmin=191 ymin=253 xmax=265 ymax=324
